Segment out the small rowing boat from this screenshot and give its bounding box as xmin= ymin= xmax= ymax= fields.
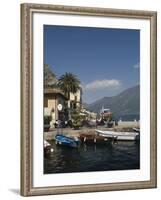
xmin=55 ymin=134 xmax=81 ymax=148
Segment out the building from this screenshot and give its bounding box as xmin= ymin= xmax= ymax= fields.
xmin=44 ymin=65 xmax=82 ymax=126
xmin=44 ymin=87 xmax=83 ymax=126
xmin=44 ymin=88 xmax=68 ymax=127
xmin=68 ymin=89 xmax=82 ymax=110
xmin=118 ymin=119 xmax=140 ymax=128
xmin=80 ymin=106 xmax=97 ymax=120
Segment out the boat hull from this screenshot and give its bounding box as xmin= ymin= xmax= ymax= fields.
xmin=55 ymin=134 xmax=81 ymax=148
xmin=96 ymin=130 xmax=139 ymax=141
xmin=80 ymin=133 xmax=112 ymax=144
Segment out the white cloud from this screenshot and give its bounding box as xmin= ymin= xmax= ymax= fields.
xmin=84 ymin=79 xmax=121 ymax=90
xmin=133 ymin=63 xmax=140 ymax=69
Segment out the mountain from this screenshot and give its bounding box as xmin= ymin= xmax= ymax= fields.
xmin=86 ymin=85 xmax=140 ymax=120
xmin=82 ymin=102 xmax=89 ymax=108
xmin=44 ymin=64 xmax=57 ymax=88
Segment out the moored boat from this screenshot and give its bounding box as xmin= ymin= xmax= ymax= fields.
xmin=79 ymin=133 xmax=111 ymax=144
xmin=55 ymin=134 xmax=81 ymax=148
xmin=95 ymin=129 xmax=139 ymax=141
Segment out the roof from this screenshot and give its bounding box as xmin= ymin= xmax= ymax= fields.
xmin=44 ymin=88 xmax=68 ymax=100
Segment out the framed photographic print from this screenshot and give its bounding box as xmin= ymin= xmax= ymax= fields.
xmin=20 ymin=3 xmax=157 ymax=196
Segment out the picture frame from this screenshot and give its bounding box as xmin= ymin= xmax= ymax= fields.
xmin=20 ymin=3 xmax=157 ymax=196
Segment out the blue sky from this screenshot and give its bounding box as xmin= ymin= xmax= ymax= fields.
xmin=44 ymin=25 xmax=140 ymax=103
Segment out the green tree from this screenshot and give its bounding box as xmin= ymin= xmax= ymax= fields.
xmin=57 ymin=72 xmax=81 ymax=98
xmin=44 ymin=115 xmax=52 ymax=125
xmin=71 ymin=109 xmax=82 ymax=129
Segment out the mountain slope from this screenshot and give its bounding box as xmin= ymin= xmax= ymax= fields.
xmin=44 ymin=64 xmax=57 ymax=88
xmin=87 ymin=85 xmax=140 ymax=120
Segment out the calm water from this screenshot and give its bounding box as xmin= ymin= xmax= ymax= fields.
xmin=44 ymin=140 xmax=140 ymax=174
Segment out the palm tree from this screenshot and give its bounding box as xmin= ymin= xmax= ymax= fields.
xmin=57 ymin=72 xmax=81 ymax=98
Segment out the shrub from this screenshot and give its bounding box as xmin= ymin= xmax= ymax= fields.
xmin=44 ymin=115 xmax=52 ymax=125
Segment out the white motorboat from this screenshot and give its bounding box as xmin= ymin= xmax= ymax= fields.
xmin=95 ymin=129 xmax=139 ymax=141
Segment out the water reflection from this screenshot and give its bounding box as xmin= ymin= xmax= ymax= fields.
xmin=44 ymin=140 xmax=140 ymax=174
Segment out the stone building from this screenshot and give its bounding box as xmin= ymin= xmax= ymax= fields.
xmin=68 ymin=89 xmax=82 ymax=110
xmin=44 ymin=88 xmax=68 ymax=127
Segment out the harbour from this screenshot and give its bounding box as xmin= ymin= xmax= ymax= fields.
xmin=43 ymin=56 xmax=140 ymax=174
xmin=44 ymin=125 xmax=140 ymax=142
xmin=44 ymin=138 xmax=140 ymax=174
xmin=44 ymin=125 xmax=140 ymax=174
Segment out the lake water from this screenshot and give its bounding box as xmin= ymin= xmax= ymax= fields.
xmin=44 ymin=140 xmax=140 ymax=174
